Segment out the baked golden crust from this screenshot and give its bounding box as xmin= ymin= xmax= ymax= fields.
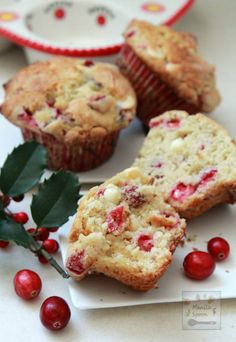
xmin=1 ymin=57 xmax=136 ymax=142
xmin=134 ymin=110 xmax=236 ymax=219
xmin=66 ymin=167 xmax=186 ymax=291
xmin=123 ymin=20 xmax=220 ymax=112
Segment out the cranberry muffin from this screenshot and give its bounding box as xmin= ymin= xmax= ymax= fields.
xmin=66 ymin=167 xmax=186 ymax=291
xmin=1 ymin=57 xmax=136 ymax=172
xmin=134 ymin=110 xmax=236 ymax=219
xmin=118 ymin=19 xmax=220 ymax=125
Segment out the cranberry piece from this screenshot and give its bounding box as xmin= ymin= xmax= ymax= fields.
xmin=54 ymin=8 xmax=65 ymax=20
xmin=12 ymin=194 xmax=24 ymax=202
xmin=152 ymin=161 xmax=163 ymax=169
xmin=36 ymin=228 xmax=50 ymax=241
xmin=42 ymin=239 xmax=59 ymax=254
xmin=199 ymin=168 xmax=217 ymax=187
xmin=38 ymin=255 xmax=49 ymax=265
xmin=207 ymin=237 xmax=230 ymax=261
xmin=166 ymin=118 xmax=180 ymax=129
xmin=14 ymin=269 xmax=42 ymax=300
xmin=122 ymin=185 xmax=145 ymax=208
xmin=18 ymin=110 xmax=37 ymax=128
xmin=137 ymin=234 xmax=154 ymax=252
xmin=106 ymin=205 xmax=125 ymax=235
xmin=84 ymin=60 xmax=94 ymax=67
xmin=183 ymin=251 xmax=215 ymax=280
xmin=12 ymin=212 xmax=29 ymax=224
xmin=97 ymin=14 xmax=106 ymax=26
xmin=126 ymin=30 xmax=135 ymax=38
xmin=97 ymin=187 xmax=105 ymax=196
xmin=0 ymin=240 xmax=9 ymax=248
xmin=40 ymin=296 xmax=71 ymax=331
xmin=170 ymin=183 xmax=196 ymax=202
xmin=149 ymin=119 xmax=163 ymax=128
xmin=66 ymin=251 xmax=85 ymax=275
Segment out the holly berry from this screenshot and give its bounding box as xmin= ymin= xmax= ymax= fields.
xmin=13 ymin=269 xmax=42 ymax=300
xmin=27 ymin=228 xmax=36 ymax=235
xmin=38 ymin=255 xmax=49 ymax=265
xmin=207 ymin=237 xmax=230 ymax=261
xmin=0 ymin=240 xmax=9 ymax=248
xmin=12 ymin=212 xmax=29 ymax=224
xmin=42 ymin=239 xmax=59 ymax=254
xmin=12 ymin=194 xmax=24 ymax=202
xmin=40 ymin=296 xmax=71 ymax=331
xmin=48 ymin=227 xmax=59 ymax=233
xmin=1 ymin=195 xmax=11 ymax=208
xmin=35 ymin=228 xmax=49 ymax=241
xmin=183 ymin=251 xmax=215 ymax=280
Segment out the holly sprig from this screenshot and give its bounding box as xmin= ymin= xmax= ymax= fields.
xmin=0 ymin=141 xmax=81 ymax=278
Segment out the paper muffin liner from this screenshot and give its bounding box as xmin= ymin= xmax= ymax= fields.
xmin=21 ymin=128 xmax=120 ymax=172
xmin=117 ymin=44 xmax=200 ymax=126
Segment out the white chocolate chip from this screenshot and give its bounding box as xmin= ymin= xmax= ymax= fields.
xmin=118 ymin=95 xmax=135 ymax=110
xmin=103 ymin=185 xmax=121 ymax=204
xmin=171 ymin=138 xmax=184 ymax=152
xmin=147 ymin=48 xmax=165 ymax=59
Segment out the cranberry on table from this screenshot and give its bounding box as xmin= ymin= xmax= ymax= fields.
xmin=207 ymin=237 xmax=230 ymax=261
xmin=40 ymin=296 xmax=71 ymax=331
xmin=12 ymin=212 xmax=29 ymax=224
xmin=183 ymin=251 xmax=215 ymax=280
xmin=35 ymin=227 xmax=50 ymax=241
xmin=0 ymin=240 xmax=9 ymax=248
xmin=14 ymin=269 xmax=42 ymax=300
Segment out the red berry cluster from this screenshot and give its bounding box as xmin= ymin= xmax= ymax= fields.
xmin=183 ymin=236 xmax=230 ymax=280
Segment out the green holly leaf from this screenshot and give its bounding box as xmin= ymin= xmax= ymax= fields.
xmin=0 ymin=200 xmax=5 ymax=219
xmin=0 ymin=141 xmax=47 ymax=197
xmin=31 ymin=171 xmax=80 ymax=228
xmin=0 ymin=219 xmax=33 ymax=248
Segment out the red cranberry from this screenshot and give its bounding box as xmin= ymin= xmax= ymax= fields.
xmin=0 ymin=240 xmax=9 ymax=248
xmin=122 ymin=185 xmax=145 ymax=208
xmin=14 ymin=269 xmax=42 ymax=300
xmin=36 ymin=228 xmax=50 ymax=241
xmin=40 ymin=296 xmax=71 ymax=331
xmin=97 ymin=188 xmax=105 ymax=196
xmin=54 ymin=8 xmax=65 ymax=20
xmin=12 ymin=212 xmax=29 ymax=224
xmin=97 ymin=14 xmax=106 ymax=26
xmin=137 ymin=234 xmax=154 ymax=252
xmin=126 ymin=30 xmax=135 ymax=38
xmin=183 ymin=251 xmax=215 ymax=280
xmin=42 ymin=239 xmax=59 ymax=254
xmin=12 ymin=194 xmax=24 ymax=202
xmin=106 ymin=205 xmax=125 ymax=235
xmin=207 ymin=237 xmax=230 ymax=261
xmin=170 ymin=183 xmax=196 ymax=202
xmin=149 ymin=119 xmax=163 ymax=128
xmin=38 ymin=255 xmax=49 ymax=265
xmin=84 ymin=60 xmax=94 ymax=67
xmin=66 ymin=251 xmax=85 ymax=275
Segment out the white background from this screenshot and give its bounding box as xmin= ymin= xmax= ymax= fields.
xmin=0 ymin=1 xmax=236 ymax=341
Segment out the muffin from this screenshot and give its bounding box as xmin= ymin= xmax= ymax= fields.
xmin=117 ymin=19 xmax=220 ymax=126
xmin=134 ymin=110 xmax=236 ymax=219
xmin=66 ymin=167 xmax=186 ymax=291
xmin=1 ymin=57 xmax=136 ymax=172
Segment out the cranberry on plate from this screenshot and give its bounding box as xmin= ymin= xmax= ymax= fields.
xmin=183 ymin=251 xmax=215 ymax=280
xmin=207 ymin=237 xmax=230 ymax=261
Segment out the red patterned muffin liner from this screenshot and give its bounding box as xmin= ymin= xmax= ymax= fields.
xmin=21 ymin=128 xmax=120 ymax=172
xmin=117 ymin=44 xmax=200 ymax=126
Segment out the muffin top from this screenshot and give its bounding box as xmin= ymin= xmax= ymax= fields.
xmin=123 ymin=20 xmax=220 ymax=112
xmin=1 ymin=57 xmax=136 ymax=143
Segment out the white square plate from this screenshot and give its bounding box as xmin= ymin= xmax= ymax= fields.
xmin=59 ymin=204 xmax=236 ymax=310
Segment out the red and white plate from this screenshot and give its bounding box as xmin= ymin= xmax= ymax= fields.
xmin=0 ymin=0 xmax=194 ymax=62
